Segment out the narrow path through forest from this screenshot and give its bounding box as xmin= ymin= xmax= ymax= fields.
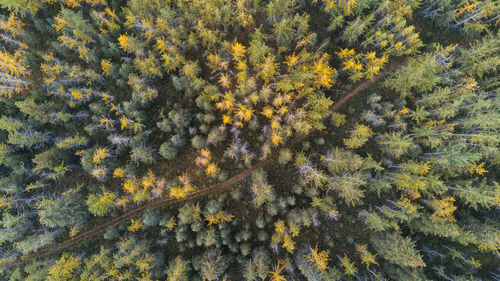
xmin=3 ymin=61 xmax=406 ymax=269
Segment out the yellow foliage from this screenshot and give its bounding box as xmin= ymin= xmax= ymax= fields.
xmin=165 ymin=217 xmax=176 ymax=230
xmin=390 ymin=220 xmax=400 ymax=231
xmin=222 ymin=114 xmax=232 ymax=125
xmin=235 ymin=104 xmax=254 ymax=122
xmin=99 ymin=116 xmax=114 ymax=130
xmin=231 ymin=42 xmax=246 ymax=59
xmin=70 ymin=89 xmax=83 ymax=100
xmin=353 ymin=124 xmax=373 ymax=137
xmin=182 ymin=61 xmax=199 ymax=79
xmin=25 ymin=182 xmax=43 ymax=191
xmin=305 ymin=245 xmax=329 ymax=271
xmin=152 ymin=180 xmax=165 ymax=198
xmin=205 ymin=163 xmax=219 ymax=176
xmin=312 ymin=54 xmax=335 ymax=88
xmin=101 ymin=59 xmax=112 ymax=76
xmin=219 ymin=74 xmax=231 ymax=88
xmin=205 ymin=210 xmax=234 ymax=226
xmin=431 ymin=196 xmax=457 ymax=222
xmin=277 ymin=106 xmax=288 ymax=116
xmin=289 ymin=221 xmax=300 ymax=237
xmin=340 ymin=254 xmax=358 ymax=276
xmin=141 ymin=170 xmax=156 ymax=189
xmin=53 ymin=14 xmax=69 ymax=33
xmin=469 ymin=162 xmax=488 ymax=175
xmin=356 ymin=244 xmax=378 ymax=267
xmin=119 ymin=115 xmax=132 ymax=130
xmin=258 ymin=54 xmax=279 ymax=83
xmin=274 ymin=221 xmax=286 ymax=235
xmin=328 ymin=208 xmax=339 ymax=219
xmin=123 ymin=177 xmax=139 ymax=194
xmin=127 ymin=218 xmax=144 ymax=232
xmin=170 ymin=176 xmax=195 ymax=199
xmin=340 ymin=51 xmax=387 ymax=80
xmin=470 ymin=256 xmax=482 ymax=269
xmin=0 ymin=50 xmax=29 ymax=97
xmin=234 ymin=60 xmax=247 ymax=72
xmin=398 ymin=196 xmax=418 ymax=214
xmin=117 ymin=34 xmax=130 ymax=51
xmin=195 ymin=148 xmax=212 ymax=166
xmin=0 ymin=13 xmax=25 ymax=38
xmin=92 ymin=148 xmax=109 ymax=164
xmin=317 ymin=0 xmax=337 ymax=11
xmin=115 ymin=196 xmax=129 ymax=208
xmin=399 ymin=106 xmax=410 ymax=115
xmin=261 ymin=106 xmax=274 ymax=119
xmin=0 ymin=195 xmax=12 ymax=210
xmin=167 ymin=256 xmax=189 ymax=281
xmin=47 ymin=253 xmax=81 ymax=281
xmin=340 ymin=0 xmax=358 ymax=15
xmin=282 ymin=235 xmax=295 ymax=253
xmin=273 ymin=220 xmax=296 ymax=253
xmin=268 ymin=260 xmax=287 ymax=281
xmin=285 ymin=53 xmax=299 ymax=66
xmin=364 ymin=52 xmax=388 ymax=79
xmin=344 ymin=124 xmax=373 ymax=148
xmin=131 ymin=120 xmax=144 ymax=133
xmin=475 ymin=239 xmax=500 ymax=253
xmin=337 ymin=48 xmax=355 ymax=59
xmin=216 ymin=91 xmax=235 ymax=111
xmin=456 ymin=2 xmax=481 ymax=18
xmin=207 ymin=52 xmax=223 ymax=73
xmin=492 ymin=188 xmax=500 ymax=207
xmin=179 ymin=173 xmax=191 ymax=186
xmin=63 ymin=0 xmax=105 ymax=7
xmin=271 ymin=132 xmax=284 ymax=146
xmin=169 ymin=185 xmax=189 ymax=199
xmin=342 ymin=59 xmax=357 ymax=71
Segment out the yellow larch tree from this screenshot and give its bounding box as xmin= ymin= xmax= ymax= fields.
xmin=340 ymin=254 xmax=358 ymax=276
xmin=0 ymin=50 xmax=30 ymax=98
xmin=47 ymin=253 xmax=81 ymax=281
xmin=305 ymin=244 xmax=330 ymax=271
xmin=431 ymin=196 xmax=458 ymax=222
xmin=92 ymin=148 xmax=109 ymax=164
xmin=204 ymin=210 xmax=234 ymax=226
xmin=128 ymin=218 xmax=144 ymax=232
xmin=269 ymin=260 xmax=287 ymax=281
xmin=356 ymin=244 xmax=378 ymax=268
xmin=231 ymin=42 xmax=246 ymax=59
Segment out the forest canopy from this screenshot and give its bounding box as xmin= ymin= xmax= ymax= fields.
xmin=0 ymin=0 xmax=498 ymax=280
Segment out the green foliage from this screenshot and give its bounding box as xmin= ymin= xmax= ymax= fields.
xmin=371 ymin=232 xmax=426 ymax=268
xmin=251 ymin=169 xmax=275 ymax=206
xmin=243 ymin=249 xmax=270 ymax=281
xmin=199 ymin=249 xmax=227 ymax=281
xmin=159 ymin=141 xmax=178 ymax=160
xmin=38 ymin=194 xmax=89 ymax=227
xmin=384 ymin=56 xmax=441 ymax=98
xmin=459 ymin=35 xmax=500 ymax=78
xmin=166 ymin=256 xmax=190 ymax=281
xmin=0 ymin=0 xmax=55 ymax=15
xmin=378 ymin=131 xmax=413 ymax=159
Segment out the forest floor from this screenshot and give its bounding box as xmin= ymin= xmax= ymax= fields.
xmin=4 ymin=60 xmax=407 ymax=269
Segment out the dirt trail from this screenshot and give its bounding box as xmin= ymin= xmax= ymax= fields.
xmin=3 ymin=61 xmax=406 ymax=269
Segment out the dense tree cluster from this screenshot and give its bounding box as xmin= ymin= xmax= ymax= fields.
xmin=0 ymin=0 xmax=498 ymax=280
